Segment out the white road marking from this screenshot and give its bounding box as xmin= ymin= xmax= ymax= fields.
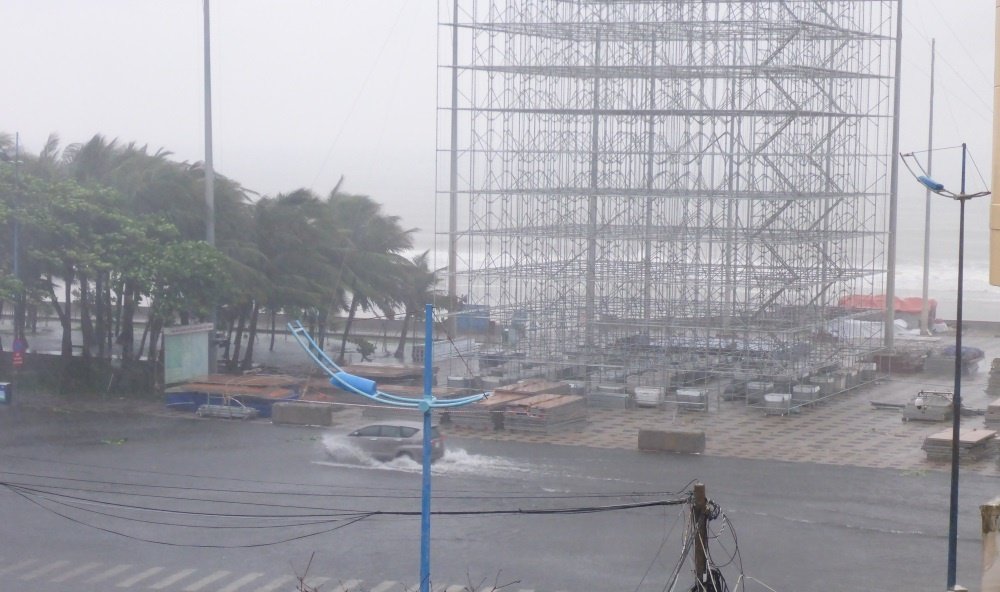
xmin=20 ymin=559 xmax=71 ymax=580
xmin=252 ymin=575 xmax=295 ymax=592
xmin=218 ymin=572 xmax=264 ymax=592
xmin=329 ymin=579 xmax=363 ymax=592
xmin=149 ymin=568 xmax=198 ymax=590
xmin=86 ymin=564 xmax=132 ymax=583
xmin=0 ymin=558 xmax=39 ymax=575
xmin=49 ymin=561 xmax=102 ymax=583
xmin=444 ymin=585 xmax=467 ymax=592
xmin=116 ymin=566 xmax=164 ymax=587
xmin=182 ymin=570 xmax=231 ymax=591
xmin=369 ymin=581 xmax=400 ymax=592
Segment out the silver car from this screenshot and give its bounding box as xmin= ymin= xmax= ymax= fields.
xmin=347 ymin=421 xmax=445 ymax=462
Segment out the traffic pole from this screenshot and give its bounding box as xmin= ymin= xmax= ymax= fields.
xmin=694 ymin=482 xmax=708 ymax=588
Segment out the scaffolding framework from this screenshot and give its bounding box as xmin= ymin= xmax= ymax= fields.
xmin=438 ymin=0 xmax=898 ymax=388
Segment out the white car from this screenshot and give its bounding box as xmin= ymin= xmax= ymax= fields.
xmin=347 ymin=421 xmax=445 ymax=462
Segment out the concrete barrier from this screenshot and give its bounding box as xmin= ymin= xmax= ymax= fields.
xmin=271 ymin=401 xmax=333 ymax=427
xmin=638 ymin=429 xmax=706 ymax=454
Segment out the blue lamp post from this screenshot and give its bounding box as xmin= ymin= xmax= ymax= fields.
xmin=903 ymin=144 xmax=990 ymax=591
xmin=289 ymin=304 xmax=487 ymax=592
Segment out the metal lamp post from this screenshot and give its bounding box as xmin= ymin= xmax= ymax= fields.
xmin=288 ymin=305 xmax=487 ymax=592
xmin=903 ymin=144 xmax=990 ymax=591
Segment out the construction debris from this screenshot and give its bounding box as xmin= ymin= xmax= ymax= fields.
xmin=922 ymin=428 xmax=996 ymax=463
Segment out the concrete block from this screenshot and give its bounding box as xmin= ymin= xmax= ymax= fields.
xmin=271 ymin=401 xmax=333 ymax=426
xmin=638 ymin=429 xmax=706 ymax=454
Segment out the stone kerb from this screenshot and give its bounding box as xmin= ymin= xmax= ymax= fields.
xmin=638 ymin=428 xmax=706 ymax=454
xmin=272 ymin=401 xmax=334 ymax=427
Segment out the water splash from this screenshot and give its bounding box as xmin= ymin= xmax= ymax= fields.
xmin=315 ymin=434 xmax=532 ymax=477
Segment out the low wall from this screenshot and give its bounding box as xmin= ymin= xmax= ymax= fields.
xmin=638 ymin=429 xmax=706 ymax=454
xmin=271 ymin=401 xmax=333 ymax=426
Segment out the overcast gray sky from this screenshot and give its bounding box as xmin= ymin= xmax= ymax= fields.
xmin=2 ymin=1 xmax=997 ymax=314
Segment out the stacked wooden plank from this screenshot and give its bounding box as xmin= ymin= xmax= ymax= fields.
xmin=922 ymin=428 xmax=997 ymax=463
xmin=504 ymin=393 xmax=588 ymax=433
xmin=450 ymin=392 xmax=529 ymax=430
xmin=450 ymin=379 xmax=567 ymax=430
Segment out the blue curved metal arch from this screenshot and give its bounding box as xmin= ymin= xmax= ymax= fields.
xmin=287 ymin=321 xmax=488 ymax=408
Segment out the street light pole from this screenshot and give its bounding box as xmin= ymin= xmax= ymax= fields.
xmin=945 ymin=143 xmax=969 ymax=591
xmin=203 ymin=0 xmax=217 ymax=372
xmin=902 ymin=143 xmax=990 ymax=592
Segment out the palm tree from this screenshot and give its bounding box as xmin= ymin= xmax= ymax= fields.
xmin=253 ymin=189 xmax=339 ymax=354
xmin=324 ymin=193 xmax=414 ymax=363
xmin=394 ymin=251 xmax=445 ymax=360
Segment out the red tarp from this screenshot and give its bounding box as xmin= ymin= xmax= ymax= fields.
xmin=839 ymin=295 xmax=936 ymax=314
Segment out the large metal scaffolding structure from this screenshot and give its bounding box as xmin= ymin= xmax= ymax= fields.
xmin=438 ymin=0 xmax=898 ymax=390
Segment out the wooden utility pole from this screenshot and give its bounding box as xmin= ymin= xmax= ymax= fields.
xmin=694 ymin=482 xmax=709 ymax=587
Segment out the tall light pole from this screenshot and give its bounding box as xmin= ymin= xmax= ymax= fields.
xmin=203 ymin=0 xmax=217 ymax=371
xmin=902 ymin=145 xmax=990 ymax=591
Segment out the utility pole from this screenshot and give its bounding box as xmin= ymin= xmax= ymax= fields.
xmin=694 ymin=482 xmax=709 ymax=588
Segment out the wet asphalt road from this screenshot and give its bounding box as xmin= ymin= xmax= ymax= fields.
xmin=0 ymin=406 xmax=997 ymax=592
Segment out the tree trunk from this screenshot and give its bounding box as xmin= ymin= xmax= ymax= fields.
xmin=394 ymin=311 xmax=411 ymax=360
xmin=317 ymin=306 xmax=328 ymax=349
xmin=228 ymin=304 xmax=248 ymax=373
xmin=117 ymin=279 xmax=137 ymax=361
xmin=78 ymin=274 xmax=93 ymax=360
xmin=147 ymin=316 xmax=163 ymax=367
xmin=269 ymin=307 xmax=277 ymax=352
xmin=339 ymin=294 xmax=360 ymax=364
xmin=45 ymin=269 xmax=75 ymax=359
xmin=136 ymin=315 xmax=150 ymax=360
xmin=95 ymin=272 xmax=105 ymax=358
xmin=240 ymin=300 xmax=259 ymax=372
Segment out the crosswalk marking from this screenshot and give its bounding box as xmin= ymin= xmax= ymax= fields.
xmin=218 ymin=572 xmax=264 ymax=592
xmin=181 ymin=570 xmax=231 ymax=591
xmin=253 ymin=575 xmax=295 ymax=592
xmin=50 ymin=561 xmax=101 ymax=583
xmin=116 ymin=566 xmax=164 ymax=587
xmin=0 ymin=560 xmax=550 ymax=592
xmin=149 ymin=568 xmax=198 ymax=590
xmin=304 ymin=576 xmax=331 ymax=588
xmin=86 ymin=564 xmax=132 ymax=583
xmin=20 ymin=559 xmax=71 ymax=580
xmin=330 ymin=579 xmax=363 ymax=592
xmin=0 ymin=558 xmax=39 ymax=575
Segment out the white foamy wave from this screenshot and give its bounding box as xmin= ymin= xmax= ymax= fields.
xmin=321 ymin=434 xmax=381 ymax=466
xmin=314 ymin=434 xmax=533 ymax=477
xmin=431 ymin=447 xmax=534 ymax=476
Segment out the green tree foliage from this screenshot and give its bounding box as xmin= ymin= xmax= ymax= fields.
xmin=0 ymin=130 xmax=437 ymax=391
